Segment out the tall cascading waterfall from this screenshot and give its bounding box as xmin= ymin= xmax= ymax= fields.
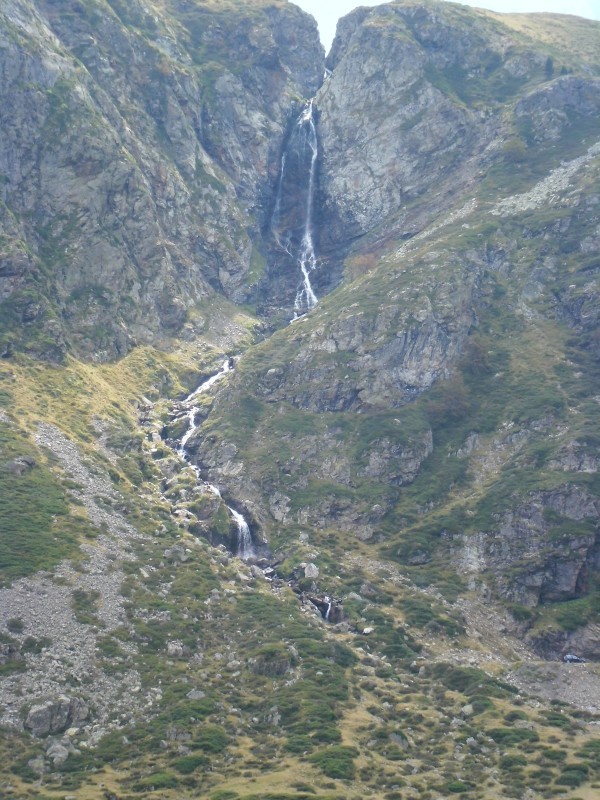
xmin=270 ymin=98 xmax=320 ymax=317
xmin=293 ymin=100 xmax=319 ymax=315
xmin=173 ymin=359 xmax=256 ymax=561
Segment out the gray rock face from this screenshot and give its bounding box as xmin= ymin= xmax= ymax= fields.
xmin=515 ymin=76 xmax=600 ymax=143
xmin=5 ymin=456 xmax=36 ymax=475
xmin=46 ymin=740 xmax=71 ymax=766
xmin=452 ymin=485 xmax=599 ymax=607
xmin=362 ymin=430 xmax=433 ymax=485
xmin=317 ymin=3 xmax=497 ymax=252
xmin=549 ymin=440 xmax=599 ymax=474
xmin=316 ymin=5 xmax=600 ymax=275
xmin=0 ymin=0 xmax=324 ymax=360
xmin=25 ymin=695 xmax=89 ymax=737
xmin=247 ymin=250 xmax=480 ymax=414
xmin=526 ymin=623 xmax=600 ymax=662
xmin=163 ymin=543 xmax=190 ymax=563
xmin=304 ymin=563 xmax=319 ymax=579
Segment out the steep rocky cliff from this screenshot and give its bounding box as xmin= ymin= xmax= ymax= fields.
xmin=1 ymin=2 xmax=600 ymax=799
xmin=0 ymin=0 xmax=323 ymax=360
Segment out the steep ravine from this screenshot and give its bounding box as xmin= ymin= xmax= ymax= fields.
xmin=167 ymin=357 xmax=261 ymax=560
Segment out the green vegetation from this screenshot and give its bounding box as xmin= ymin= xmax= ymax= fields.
xmin=0 ymin=426 xmax=84 ymax=584
xmin=71 ymin=588 xmax=103 ymax=626
xmin=309 ymin=746 xmax=358 ymax=780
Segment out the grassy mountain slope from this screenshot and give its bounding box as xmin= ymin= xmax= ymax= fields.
xmin=0 ymin=2 xmax=599 ymax=800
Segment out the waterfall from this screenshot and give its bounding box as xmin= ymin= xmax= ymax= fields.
xmin=176 ymin=358 xmax=232 ymax=460
xmin=173 ymin=359 xmax=256 ymax=561
xmin=271 ymin=98 xmax=320 ymax=317
xmin=294 ymin=100 xmax=319 ymax=315
xmin=205 ymin=484 xmax=255 ymax=561
xmin=229 ymin=507 xmax=254 ymax=560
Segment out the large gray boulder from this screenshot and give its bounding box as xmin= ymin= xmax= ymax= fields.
xmin=25 ymin=695 xmax=89 ymax=737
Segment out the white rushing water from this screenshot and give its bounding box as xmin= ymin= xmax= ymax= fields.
xmin=293 ymin=99 xmax=319 ymax=316
xmin=271 ymin=99 xmax=320 ymax=318
xmin=175 ymin=359 xmax=255 ymax=561
xmin=229 ymin=507 xmax=254 ymax=560
xmin=205 ymin=483 xmax=255 ymax=561
xmin=176 ymin=359 xmax=232 ymax=459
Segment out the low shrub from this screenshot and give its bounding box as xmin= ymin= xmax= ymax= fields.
xmin=309 ymin=745 xmax=358 ymax=780
xmin=488 ymin=728 xmax=539 ymax=746
xmin=194 ymin=724 xmax=228 ymax=753
xmin=173 ymin=754 xmax=209 ymax=774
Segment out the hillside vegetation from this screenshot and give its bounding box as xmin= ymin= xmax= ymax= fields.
xmin=0 ymin=2 xmax=599 ymax=799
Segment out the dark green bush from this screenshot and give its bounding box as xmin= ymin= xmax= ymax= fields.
xmin=541 ymin=711 xmax=574 ymax=730
xmin=173 ymin=754 xmax=209 ymax=774
xmin=21 ymin=635 xmax=51 ymax=654
xmin=71 ymin=589 xmax=102 ymax=626
xmin=134 ymin=771 xmax=178 ymax=790
xmin=194 ymin=724 xmax=228 ymax=753
xmin=284 ymin=734 xmax=314 ymax=754
xmin=500 ymin=754 xmax=527 ymax=770
xmin=555 ymin=766 xmax=588 ymax=787
xmin=488 ymin=728 xmax=539 ymax=746
xmin=504 ymin=710 xmax=529 ymax=723
xmin=447 ymin=780 xmax=472 ymax=793
xmin=469 ymin=695 xmax=494 ymax=715
xmin=309 ymin=746 xmax=358 ymax=780
xmin=318 ymin=727 xmax=342 ymax=744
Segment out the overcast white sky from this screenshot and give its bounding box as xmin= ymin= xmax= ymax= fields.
xmin=293 ymin=0 xmax=600 ymax=52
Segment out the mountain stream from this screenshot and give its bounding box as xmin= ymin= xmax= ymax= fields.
xmin=174 ymin=358 xmax=255 ymax=561
xmin=169 ymin=358 xmax=343 ymax=619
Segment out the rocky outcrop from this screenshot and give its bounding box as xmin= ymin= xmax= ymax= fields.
xmin=452 ymin=485 xmax=599 ymax=607
xmin=316 ymin=2 xmax=499 ymax=252
xmin=25 ymin=695 xmax=89 ymax=737
xmin=515 ymin=76 xmax=600 ymax=142
xmin=4 ymin=455 xmax=36 ymax=475
xmin=361 ymin=430 xmax=433 ymax=486
xmin=527 ymin=623 xmax=600 ymax=662
xmin=316 ymin=3 xmax=600 ymax=273
xmin=241 ymin=253 xmax=480 ymax=413
xmin=549 ymin=441 xmax=599 ymax=474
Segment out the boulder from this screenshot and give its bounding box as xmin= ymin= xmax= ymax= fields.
xmin=163 ymin=543 xmax=189 ymax=563
xmin=186 ymin=690 xmax=206 ymax=700
xmin=25 ymin=696 xmax=88 ymax=737
xmin=304 ymin=563 xmax=319 ymax=579
xmin=5 ymin=456 xmax=36 ymax=475
xmin=46 ymin=741 xmax=70 ymax=766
